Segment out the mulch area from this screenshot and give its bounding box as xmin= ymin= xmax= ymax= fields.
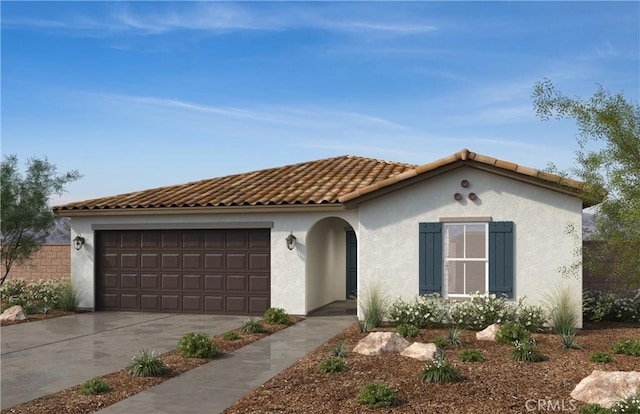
xmin=1 ymin=317 xmax=303 ymax=414
xmin=223 ymin=322 xmax=640 ymax=414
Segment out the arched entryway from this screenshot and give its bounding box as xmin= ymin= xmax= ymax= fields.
xmin=305 ymin=217 xmax=357 ymax=314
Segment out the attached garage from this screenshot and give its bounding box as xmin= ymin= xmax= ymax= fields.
xmin=96 ymin=229 xmax=270 ymax=314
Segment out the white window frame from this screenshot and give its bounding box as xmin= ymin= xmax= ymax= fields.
xmin=442 ymin=222 xmax=489 ymax=298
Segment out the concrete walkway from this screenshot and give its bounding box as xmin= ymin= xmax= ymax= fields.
xmin=97 ymin=315 xmax=354 ymax=414
xmin=1 ymin=312 xmax=247 ymax=409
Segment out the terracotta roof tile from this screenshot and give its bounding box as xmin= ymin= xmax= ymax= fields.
xmin=53 ymin=149 xmax=595 ymax=213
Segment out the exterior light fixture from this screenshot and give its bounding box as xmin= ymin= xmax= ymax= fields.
xmin=73 ymin=235 xmax=85 ymax=251
xmin=285 ymin=232 xmax=297 ymax=250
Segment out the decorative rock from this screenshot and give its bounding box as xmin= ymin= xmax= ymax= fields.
xmin=0 ymin=305 xmax=27 ymax=321
xmin=570 ymin=370 xmax=640 ymax=408
xmin=352 ymin=332 xmax=411 ymax=356
xmin=476 ymin=323 xmax=500 ymax=341
xmin=400 ymin=342 xmax=442 ymax=361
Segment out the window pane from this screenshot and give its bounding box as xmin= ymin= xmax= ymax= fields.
xmin=466 ymin=262 xmax=486 ymax=294
xmin=465 ymin=224 xmax=486 ymax=258
xmin=445 ymin=224 xmax=465 ymax=258
xmin=446 ymin=262 xmax=465 ymax=295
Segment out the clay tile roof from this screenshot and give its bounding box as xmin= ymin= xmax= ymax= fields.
xmin=53 ymin=149 xmax=596 ymax=214
xmin=53 ymin=155 xmax=417 ymax=212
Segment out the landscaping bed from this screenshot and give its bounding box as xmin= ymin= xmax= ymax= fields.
xmin=0 ymin=310 xmax=86 ymax=326
xmin=223 ymin=322 xmax=640 ymax=413
xmin=2 ymin=316 xmax=303 ymax=414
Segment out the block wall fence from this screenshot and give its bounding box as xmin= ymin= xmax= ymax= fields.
xmin=6 ymin=245 xmax=70 ymax=282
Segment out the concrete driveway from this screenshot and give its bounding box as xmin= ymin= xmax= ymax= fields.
xmin=0 ymin=312 xmax=247 ymax=410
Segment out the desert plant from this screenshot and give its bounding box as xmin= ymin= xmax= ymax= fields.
xmin=559 ymin=332 xmax=583 ymax=350
xmin=610 ymin=391 xmax=640 ymax=413
xmin=126 ymin=349 xmax=167 ymax=377
xmin=56 ymin=279 xmax=80 ymax=312
xmin=544 ymin=285 xmax=579 ymax=336
xmin=589 ymin=352 xmax=614 ymax=363
xmin=356 ymin=382 xmax=398 ymax=408
xmin=446 ymin=327 xmax=463 ymax=347
xmin=78 ymin=377 xmax=111 ymax=395
xmin=579 ymin=403 xmax=611 ymax=414
xmin=511 ymin=340 xmax=545 ymax=362
xmin=418 ymin=355 xmax=461 ymax=383
xmin=177 ymin=332 xmax=217 ymax=358
xmin=262 ymin=307 xmax=292 ymax=325
xmin=222 ymin=331 xmax=240 ymax=341
xmin=359 ymin=281 xmax=388 ymax=329
xmin=395 ymin=323 xmax=420 ymax=338
xmin=431 ymin=336 xmax=448 ymax=350
xmin=319 ymin=357 xmax=348 ymax=373
xmin=610 ymin=339 xmax=640 ymax=356
xmin=355 ymin=316 xmax=371 ymax=333
xmin=241 ymin=318 xmax=267 ymax=334
xmin=331 ymin=342 xmax=347 ymax=358
xmin=495 ymin=322 xmax=531 ymax=344
xmin=458 ymin=349 xmax=485 ymax=362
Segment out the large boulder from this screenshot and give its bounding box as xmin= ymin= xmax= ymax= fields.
xmin=352 ymin=332 xmax=410 ymax=356
xmin=0 ymin=305 xmax=27 ymax=321
xmin=476 ymin=323 xmax=500 ymax=341
xmin=400 ymin=342 xmax=442 ymax=361
xmin=570 ymin=370 xmax=640 ymax=408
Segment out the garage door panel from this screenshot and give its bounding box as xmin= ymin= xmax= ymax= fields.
xmin=227 ymin=275 xmax=248 ymax=292
xmin=161 ymin=254 xmax=180 ymax=269
xmin=97 ymin=229 xmax=270 ymax=315
xmin=162 ymin=274 xmax=180 ymax=290
xmin=141 ymin=274 xmax=159 ymax=289
xmin=183 ymin=274 xmax=202 ymax=290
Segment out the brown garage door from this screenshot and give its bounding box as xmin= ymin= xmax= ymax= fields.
xmin=96 ymin=229 xmax=270 ymax=314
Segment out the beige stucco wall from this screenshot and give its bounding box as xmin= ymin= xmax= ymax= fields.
xmin=357 ymin=166 xmax=583 ymax=326
xmin=69 ymin=210 xmax=358 ymax=315
xmin=5 ymin=244 xmax=70 ymax=282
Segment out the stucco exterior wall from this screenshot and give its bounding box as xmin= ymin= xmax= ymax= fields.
xmin=69 ymin=210 xmax=358 ymax=315
xmin=357 ymin=167 xmax=583 ymax=326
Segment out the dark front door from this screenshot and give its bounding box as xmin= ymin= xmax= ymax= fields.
xmin=346 ymin=230 xmax=357 ymax=298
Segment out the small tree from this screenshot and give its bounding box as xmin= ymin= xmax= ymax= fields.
xmin=1 ymin=155 xmax=80 ymax=285
xmin=532 ymin=80 xmax=640 ymax=287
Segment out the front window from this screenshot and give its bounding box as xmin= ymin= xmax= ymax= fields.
xmin=443 ymin=223 xmax=488 ymax=297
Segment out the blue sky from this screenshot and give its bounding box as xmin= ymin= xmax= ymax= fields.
xmin=2 ymin=1 xmax=638 ymax=205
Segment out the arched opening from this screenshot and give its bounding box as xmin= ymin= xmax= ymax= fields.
xmin=305 ymin=217 xmax=357 ymax=314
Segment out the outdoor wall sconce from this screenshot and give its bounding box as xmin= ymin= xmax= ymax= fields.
xmin=73 ymin=235 xmax=85 ymax=251
xmin=285 ymin=232 xmax=297 ymax=250
xmin=461 ymin=179 xmax=469 ymax=188
xmin=454 ymin=193 xmax=463 ymax=201
xmin=469 ymin=192 xmax=478 ymax=201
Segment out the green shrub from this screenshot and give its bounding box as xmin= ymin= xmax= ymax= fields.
xmin=262 ymin=307 xmax=292 ymax=325
xmin=331 ymin=342 xmax=347 ymax=358
xmin=610 ymin=339 xmax=640 ymax=356
xmin=589 ymin=352 xmax=614 ymax=363
xmin=319 ymin=357 xmax=348 ymax=373
xmin=458 ymin=349 xmax=485 ymax=362
xmin=583 ymin=289 xmax=640 ymax=323
xmin=222 ymin=331 xmax=240 ymax=341
xmin=177 ymin=332 xmax=217 ymax=358
xmin=356 ymin=382 xmax=398 ymax=408
xmin=395 ymin=323 xmax=420 ymax=338
xmin=544 ymin=285 xmax=579 ymax=336
xmin=512 ymin=298 xmax=548 ymax=332
xmin=359 ymin=281 xmax=388 ymax=328
xmin=389 ymin=293 xmax=445 ymax=328
xmin=559 ymin=332 xmax=583 ymax=350
xmin=0 ymin=278 xmax=65 ymax=313
xmin=446 ymin=327 xmax=463 ymax=347
xmin=355 ymin=317 xmax=371 ymax=333
xmin=56 ymin=280 xmax=80 ymax=312
xmin=431 ymin=336 xmax=448 ymax=350
xmin=611 ymin=391 xmax=640 ymax=413
xmin=511 ymin=340 xmax=545 ymax=362
xmin=495 ymin=322 xmax=531 ymax=344
xmin=241 ymin=318 xmax=267 ymax=334
xmin=126 ymin=349 xmax=167 ymax=377
xmin=579 ymin=403 xmax=611 ymax=414
xmin=78 ymin=377 xmax=111 ymax=395
xmin=418 ymin=355 xmax=461 ymax=383
xmin=447 ymin=293 xmax=510 ymax=330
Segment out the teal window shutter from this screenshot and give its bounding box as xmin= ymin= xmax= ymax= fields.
xmin=489 ymin=221 xmax=514 ymax=298
xmin=419 ymin=223 xmax=442 ymax=295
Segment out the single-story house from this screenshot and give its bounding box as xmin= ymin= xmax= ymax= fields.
xmin=53 ymin=149 xmax=592 ymax=325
